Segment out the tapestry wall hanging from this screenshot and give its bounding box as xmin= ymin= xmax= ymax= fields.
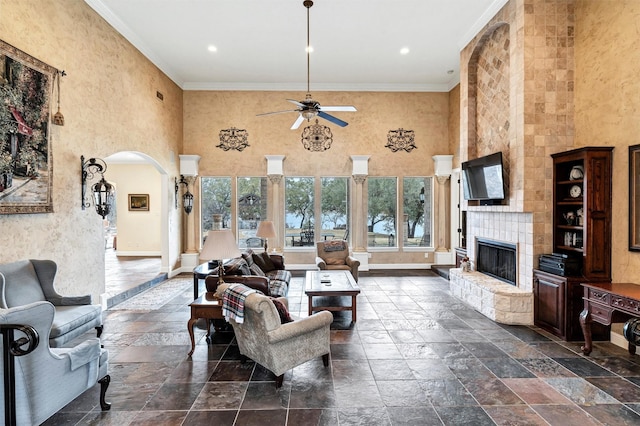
xmin=0 ymin=39 xmax=57 ymax=214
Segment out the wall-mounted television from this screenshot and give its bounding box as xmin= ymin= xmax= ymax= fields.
xmin=461 ymin=152 xmax=507 ymax=205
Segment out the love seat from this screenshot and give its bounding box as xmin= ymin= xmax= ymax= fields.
xmin=0 ymin=259 xmax=103 ymax=348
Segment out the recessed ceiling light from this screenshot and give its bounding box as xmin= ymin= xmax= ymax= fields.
xmin=400 ymin=47 xmax=410 ymax=55
xmin=207 ymin=45 xmax=217 ymax=52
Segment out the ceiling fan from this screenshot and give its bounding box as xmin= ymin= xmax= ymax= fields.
xmin=257 ymin=0 xmax=357 ymax=130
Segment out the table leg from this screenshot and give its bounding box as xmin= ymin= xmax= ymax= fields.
xmin=579 ymin=309 xmax=593 ymax=355
xmin=308 ymin=296 xmax=313 ymax=317
xmin=187 ymin=317 xmax=197 ymax=356
xmin=193 ymin=274 xmax=198 ymax=300
xmin=629 ymin=343 xmax=637 ymax=355
xmin=352 ymin=295 xmax=357 ymax=322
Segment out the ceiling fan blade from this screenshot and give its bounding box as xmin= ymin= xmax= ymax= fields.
xmin=291 ymin=114 xmax=305 ymax=130
xmin=287 ymin=99 xmax=305 ymax=108
xmin=320 ymin=106 xmax=357 ymax=112
xmin=256 ymin=109 xmax=298 ymax=117
xmin=318 ymin=111 xmax=348 ymax=127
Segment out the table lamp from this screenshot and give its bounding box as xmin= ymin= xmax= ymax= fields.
xmin=199 ymin=229 xmax=241 ymax=292
xmin=256 ymin=220 xmax=276 ymax=252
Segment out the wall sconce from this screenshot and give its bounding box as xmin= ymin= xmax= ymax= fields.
xmin=419 ymin=187 xmax=425 ymax=204
xmin=175 ymin=175 xmax=193 ymax=214
xmin=81 ymin=155 xmax=113 ymax=219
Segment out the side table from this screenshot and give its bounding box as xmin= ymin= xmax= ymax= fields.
xmin=187 ymin=294 xmax=224 ymax=356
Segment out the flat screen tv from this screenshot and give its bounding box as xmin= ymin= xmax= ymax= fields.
xmin=461 ymin=152 xmax=507 ymax=205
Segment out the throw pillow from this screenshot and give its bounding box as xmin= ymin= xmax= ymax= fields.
xmin=249 ymin=263 xmax=266 ymax=277
xmin=241 ymin=250 xmax=255 ymax=267
xmin=252 ymin=252 xmax=276 ymax=272
xmin=269 ymin=297 xmax=293 ymax=324
xmin=326 ymin=257 xmax=346 ymax=265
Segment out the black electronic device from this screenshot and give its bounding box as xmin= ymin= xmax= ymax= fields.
xmin=539 ymin=253 xmax=582 ymax=276
xmin=461 ymin=152 xmax=508 ymax=205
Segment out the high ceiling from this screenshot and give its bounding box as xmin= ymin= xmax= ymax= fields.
xmin=86 ymin=0 xmax=507 ymax=92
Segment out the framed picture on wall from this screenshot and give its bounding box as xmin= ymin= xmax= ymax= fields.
xmin=630 ymin=145 xmax=640 ymax=251
xmin=128 ymin=194 xmax=149 ymax=211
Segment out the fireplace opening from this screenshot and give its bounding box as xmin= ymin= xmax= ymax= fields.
xmin=476 ymin=238 xmax=517 ymax=285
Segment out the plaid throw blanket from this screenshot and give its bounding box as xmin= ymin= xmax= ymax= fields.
xmin=323 ymin=240 xmax=346 ymax=252
xmin=222 ymin=284 xmax=257 ymax=324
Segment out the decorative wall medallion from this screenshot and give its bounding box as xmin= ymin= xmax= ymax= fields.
xmin=217 ymin=127 xmax=249 ymax=151
xmin=386 ymin=128 xmax=416 ymax=152
xmin=301 ymin=119 xmax=333 ymax=152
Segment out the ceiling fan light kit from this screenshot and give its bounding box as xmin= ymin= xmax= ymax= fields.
xmin=257 ymin=0 xmax=356 ymax=130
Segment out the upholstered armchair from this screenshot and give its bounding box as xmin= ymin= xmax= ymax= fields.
xmin=0 ymin=301 xmax=110 ymax=425
xmin=0 ymin=259 xmax=103 ymax=348
xmin=216 ymin=283 xmax=333 ymax=388
xmin=315 ymin=240 xmax=360 ymax=282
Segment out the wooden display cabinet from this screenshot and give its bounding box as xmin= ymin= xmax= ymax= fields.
xmin=534 ymin=147 xmax=613 ymax=340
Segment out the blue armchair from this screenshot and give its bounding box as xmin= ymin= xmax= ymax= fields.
xmin=1 ymin=301 xmax=110 ymax=425
xmin=0 ymin=259 xmax=103 ymax=348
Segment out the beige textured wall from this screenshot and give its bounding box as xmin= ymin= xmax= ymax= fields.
xmin=184 ymin=90 xmax=450 ymax=265
xmin=0 ymin=1 xmax=183 ymax=300
xmin=575 ymin=0 xmax=640 ymax=282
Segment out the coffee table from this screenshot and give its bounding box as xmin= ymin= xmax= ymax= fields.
xmin=305 ymin=270 xmax=360 ymax=322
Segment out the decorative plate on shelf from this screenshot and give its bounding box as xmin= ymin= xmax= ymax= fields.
xmin=569 ymin=165 xmax=584 ymax=180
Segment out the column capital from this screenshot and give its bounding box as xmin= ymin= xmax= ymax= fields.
xmin=268 ymin=174 xmax=282 ymax=184
xmin=436 ymin=175 xmax=450 ymax=185
xmin=352 ymin=174 xmax=367 ymax=185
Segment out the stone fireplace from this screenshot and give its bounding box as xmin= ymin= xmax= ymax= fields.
xmin=449 ymin=1 xmax=575 ymax=325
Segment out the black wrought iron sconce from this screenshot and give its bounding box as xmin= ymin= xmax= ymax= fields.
xmin=175 ymin=175 xmax=193 ymax=214
xmin=81 ymin=155 xmax=113 ymax=219
xmin=419 ymin=187 xmax=425 ymax=204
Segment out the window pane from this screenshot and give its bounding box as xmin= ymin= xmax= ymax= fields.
xmin=367 ymin=177 xmax=397 ymax=247
xmin=321 ymin=177 xmax=349 ymax=242
xmin=403 ymin=177 xmax=432 ymax=247
xmin=285 ymin=177 xmax=315 ymax=247
xmin=200 ymin=177 xmax=232 ymax=243
xmin=237 ymin=177 xmax=267 ymax=248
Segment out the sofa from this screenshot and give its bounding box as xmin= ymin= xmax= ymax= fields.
xmin=206 ymin=249 xmax=291 ymax=297
xmin=0 ymin=259 xmax=103 ymax=348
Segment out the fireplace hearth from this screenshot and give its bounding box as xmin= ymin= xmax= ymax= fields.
xmin=476 ymin=238 xmax=517 ymax=285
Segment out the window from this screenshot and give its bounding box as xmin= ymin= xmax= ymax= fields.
xmin=403 ymin=177 xmax=432 ymax=247
xmin=237 ymin=177 xmax=267 ymax=248
xmin=321 ymin=177 xmax=350 ymax=242
xmin=285 ymin=177 xmax=315 ymax=247
xmin=367 ymin=177 xmax=397 ymax=247
xmin=200 ymin=177 xmax=231 ymax=243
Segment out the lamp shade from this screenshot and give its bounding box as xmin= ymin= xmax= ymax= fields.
xmin=199 ymin=229 xmax=241 ymax=261
xmin=256 ymin=221 xmax=276 ymax=239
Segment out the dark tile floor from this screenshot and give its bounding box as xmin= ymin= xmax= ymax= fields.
xmin=47 ymin=269 xmax=640 ymax=425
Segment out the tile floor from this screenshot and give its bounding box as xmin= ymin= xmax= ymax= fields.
xmin=47 ymin=270 xmax=640 ymax=425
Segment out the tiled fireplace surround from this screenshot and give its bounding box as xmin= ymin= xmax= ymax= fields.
xmin=450 ymin=0 xmax=575 ymax=325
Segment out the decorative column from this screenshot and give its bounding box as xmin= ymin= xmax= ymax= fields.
xmin=180 ymin=155 xmax=201 ymax=269
xmin=433 ymin=155 xmax=454 ymax=265
xmin=351 ymin=155 xmax=370 ymax=270
xmin=266 ymin=155 xmax=285 ymax=252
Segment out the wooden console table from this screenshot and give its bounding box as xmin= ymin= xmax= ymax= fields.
xmin=579 ymin=282 xmax=640 ymax=355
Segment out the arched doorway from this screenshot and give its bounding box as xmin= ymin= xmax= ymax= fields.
xmin=103 ymin=151 xmax=171 ymax=304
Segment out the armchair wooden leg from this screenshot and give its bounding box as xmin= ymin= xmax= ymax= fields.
xmin=96 ymin=325 xmax=104 ymax=338
xmin=240 ymin=354 xmax=248 ymax=364
xmin=322 ymin=353 xmax=329 ymax=367
xmin=275 ymin=374 xmax=284 ymax=388
xmin=98 ymin=374 xmax=111 ymax=411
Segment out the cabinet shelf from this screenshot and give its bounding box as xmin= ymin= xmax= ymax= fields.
xmin=557 ymin=225 xmax=583 ymax=231
xmin=557 ymin=179 xmax=584 ymax=185
xmin=555 ymin=245 xmax=584 ymax=253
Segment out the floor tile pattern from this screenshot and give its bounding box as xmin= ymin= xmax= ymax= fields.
xmin=47 ymin=271 xmax=640 ymax=425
